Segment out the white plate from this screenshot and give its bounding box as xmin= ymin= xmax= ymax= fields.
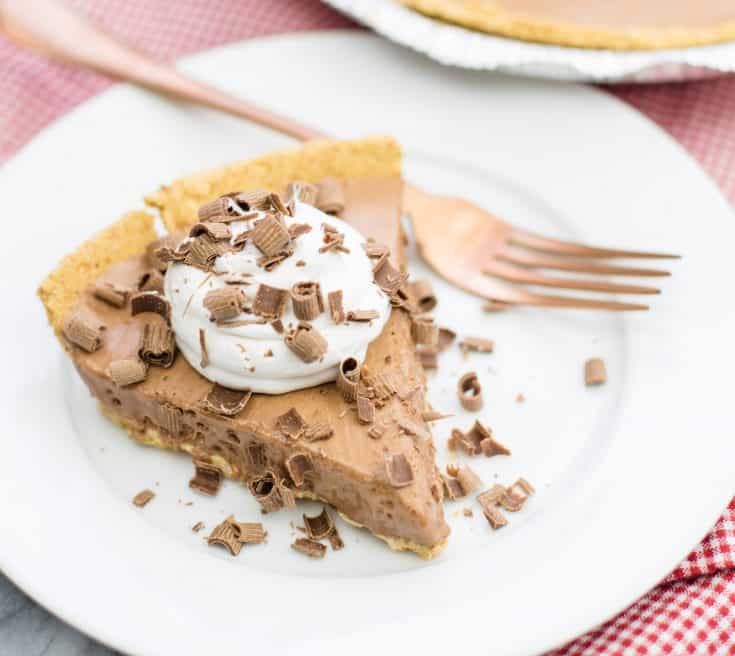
xmin=324 ymin=0 xmax=735 ymax=82
xmin=1 ymin=31 xmax=733 ymax=656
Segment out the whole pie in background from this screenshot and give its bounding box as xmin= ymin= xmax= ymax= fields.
xmin=400 ymin=0 xmax=735 ymax=50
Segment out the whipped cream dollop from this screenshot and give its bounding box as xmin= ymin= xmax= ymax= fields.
xmin=164 ymin=202 xmax=391 ymax=394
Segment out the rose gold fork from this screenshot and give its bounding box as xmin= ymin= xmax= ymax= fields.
xmin=1 ymin=0 xmax=678 ymax=311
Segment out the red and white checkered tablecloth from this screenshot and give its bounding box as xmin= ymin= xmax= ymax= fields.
xmin=2 ymin=1 xmax=735 ymax=653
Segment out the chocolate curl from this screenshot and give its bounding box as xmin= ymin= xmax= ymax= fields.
xmin=93 ymin=281 xmax=129 ymax=308
xmin=328 ymin=290 xmax=345 ymax=324
xmin=303 ymin=508 xmax=335 ymax=541
xmin=198 ymin=196 xmax=238 ymax=222
xmin=291 ymin=538 xmax=326 ymax=558
xmin=411 ymin=316 xmax=439 ymax=347
xmin=131 ymin=292 xmax=171 ymax=324
xmin=234 ymin=189 xmax=270 ymax=210
xmin=189 ymin=460 xmax=222 ymax=496
xmin=285 ymin=181 xmax=318 ymax=206
xmin=459 ymin=337 xmax=494 ymax=354
xmin=291 ymin=281 xmax=324 ymax=320
xmin=285 ymin=453 xmax=314 ymax=488
xmin=139 ymin=319 xmax=175 ymax=368
xmin=454 ymin=465 xmax=483 ymax=495
xmin=108 ymin=358 xmax=147 ymax=387
xmin=207 ymin=518 xmax=243 ymax=556
xmin=409 ymin=279 xmax=437 ymax=313
xmin=203 ymin=287 xmax=245 ymax=323
xmin=316 ymin=178 xmax=345 ymax=215
xmin=189 ymin=222 xmax=232 ymax=241
xmin=146 ymin=232 xmax=185 ymax=272
xmin=137 ymin=269 xmax=164 ymax=294
xmin=285 ymin=322 xmax=328 ymax=363
xmin=184 ymin=234 xmax=230 ymax=271
xmin=457 ymin=372 xmax=483 ymax=411
xmin=251 ymin=214 xmax=290 ymax=256
xmin=248 ymin=471 xmax=284 ymax=514
xmin=63 ymin=310 xmax=104 ymax=352
xmin=336 ymin=357 xmax=360 ymax=402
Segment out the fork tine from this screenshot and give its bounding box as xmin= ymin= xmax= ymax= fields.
xmin=509 ymin=227 xmax=680 ymax=259
xmin=497 ymin=245 xmax=671 ymax=277
xmin=460 ymin=273 xmax=649 ymax=311
xmin=483 ymin=260 xmax=660 ymax=295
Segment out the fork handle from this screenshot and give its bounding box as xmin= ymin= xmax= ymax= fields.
xmin=0 ymin=0 xmax=325 ymax=142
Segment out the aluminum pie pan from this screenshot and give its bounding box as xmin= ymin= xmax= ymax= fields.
xmin=323 ymin=0 xmax=735 ymax=83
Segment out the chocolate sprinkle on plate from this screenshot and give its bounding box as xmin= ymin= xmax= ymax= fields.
xmin=132 ymin=489 xmax=155 ymax=507
xmin=291 ymin=537 xmax=327 ymax=559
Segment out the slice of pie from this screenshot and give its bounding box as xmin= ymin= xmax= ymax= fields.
xmin=401 ymin=0 xmax=735 ymax=50
xmin=39 ymin=137 xmax=450 ymax=558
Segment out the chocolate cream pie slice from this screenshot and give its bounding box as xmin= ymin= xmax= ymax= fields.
xmin=401 ymin=0 xmax=735 ymax=50
xmin=39 ymin=137 xmax=450 ymax=558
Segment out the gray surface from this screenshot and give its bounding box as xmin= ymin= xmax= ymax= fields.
xmin=0 ymin=573 xmax=117 ymax=656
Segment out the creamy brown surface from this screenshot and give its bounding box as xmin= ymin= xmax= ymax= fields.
xmin=66 ymin=176 xmax=450 ymax=550
xmin=493 ymin=0 xmax=735 ymax=28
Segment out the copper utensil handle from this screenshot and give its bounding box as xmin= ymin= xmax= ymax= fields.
xmin=0 ymin=0 xmax=325 ymax=142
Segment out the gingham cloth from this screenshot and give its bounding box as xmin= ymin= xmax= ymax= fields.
xmin=2 ymin=2 xmax=735 ymax=653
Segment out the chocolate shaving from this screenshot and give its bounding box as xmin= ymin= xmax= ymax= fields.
xmin=270 ymin=319 xmax=284 ymax=334
xmin=184 ymin=234 xmax=230 ymax=271
xmin=153 ymin=403 xmax=182 ymax=436
xmin=131 ymin=292 xmax=171 ymax=324
xmin=416 ymin=348 xmax=438 ymax=369
xmin=409 ymin=279 xmax=437 ymax=313
xmin=93 ymin=281 xmax=129 ymax=308
xmin=63 ymin=309 xmax=104 ymax=352
xmin=207 ymin=517 xmax=243 ymax=556
xmin=199 ymin=328 xmax=209 ymax=368
xmin=480 ymin=434 xmax=511 ymax=458
xmin=231 ymin=228 xmax=251 ymax=250
xmin=285 ymin=181 xmax=318 ymax=206
xmin=459 ymin=337 xmax=494 ymax=354
xmin=139 ymin=319 xmax=175 ymax=368
xmin=251 ymin=214 xmax=291 ymax=256
xmin=476 ymin=486 xmax=507 ymax=508
xmin=132 ymin=489 xmax=154 ymax=507
xmin=291 ymin=537 xmax=327 ymax=559
xmin=319 ymin=223 xmax=350 ymax=254
xmin=285 ymin=322 xmax=328 ymax=363
xmin=137 ymin=269 xmax=164 ymax=294
xmin=253 ymin=284 xmax=288 ymax=320
xmin=327 ymin=290 xmax=345 ymax=324
xmin=108 ymin=358 xmax=147 ymax=387
xmin=198 ymin=196 xmax=239 ymax=222
xmin=483 ymin=505 xmax=508 ymax=530
xmin=288 ymin=223 xmax=313 ymax=239
xmin=386 ymin=453 xmax=414 ymax=488
xmin=346 ymin=309 xmax=379 ymax=322
xmin=373 ymin=255 xmax=408 ymax=296
xmin=453 ymin=464 xmax=483 ymax=495
xmin=437 ymin=327 xmax=457 ymax=352
xmin=421 ymin=410 xmax=453 ymax=422
xmin=202 ymin=384 xmax=251 ymax=417
xmin=146 ymin=232 xmax=186 ymax=271
xmin=233 ymin=522 xmax=267 ymax=544
xmin=442 ymin=475 xmax=464 ymax=500
xmin=276 ymin=408 xmax=306 ymax=439
xmin=189 ymin=460 xmax=222 ymax=496
xmin=218 ymin=318 xmax=267 ymax=328
xmin=315 ymin=178 xmax=345 ymax=215
xmin=328 ymin=530 xmax=345 ymax=551
xmin=248 ymin=444 xmax=266 ymax=469
xmin=278 ymin=481 xmax=296 ymax=510
xmin=189 ymin=222 xmax=232 ymax=241
xmin=248 ymin=471 xmax=284 ymax=513
xmin=303 ymin=507 xmax=335 ymax=541
xmin=510 ymin=477 xmax=535 ymax=497
xmin=368 ymin=422 xmax=387 ymax=440
xmin=585 ymin=358 xmax=607 ymax=386
xmin=362 ymin=240 xmax=390 ymax=260
xmin=285 ymin=453 xmax=313 ymax=487
xmin=411 ymin=316 xmax=439 ymax=347
xmin=203 ymin=287 xmax=245 ymax=323
xmin=291 ymin=281 xmax=324 ymax=320
xmin=192 ymin=521 xmax=205 ymax=533
xmin=302 ymin=421 xmax=334 ymax=442
xmin=257 ymin=247 xmax=294 ymax=271
xmin=457 ymin=372 xmax=483 ymax=412
xmin=336 ymin=357 xmax=359 ymax=402
xmin=356 ymin=396 xmax=375 ymax=424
